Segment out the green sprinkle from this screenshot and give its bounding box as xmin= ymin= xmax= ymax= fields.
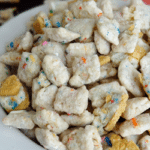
xmin=50 ymin=10 xmax=53 ymax=13
xmin=6 ymin=72 xmax=8 ymax=75
xmin=26 ymin=57 xmax=29 ymax=62
xmin=62 ymin=42 xmax=65 ymax=45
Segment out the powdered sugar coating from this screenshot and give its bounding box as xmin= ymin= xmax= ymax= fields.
xmin=42 ymin=55 xmax=70 ymax=86
xmin=54 ymin=85 xmax=88 ymax=115
xmin=33 ymin=109 xmax=69 ymax=134
xmin=2 ymin=110 xmax=35 ymax=129
xmin=69 ymin=55 xmax=100 ymax=87
xmin=17 ymin=52 xmax=41 ymax=87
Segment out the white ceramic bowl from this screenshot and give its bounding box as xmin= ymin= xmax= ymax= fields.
xmin=0 ymin=1 xmax=132 ymax=149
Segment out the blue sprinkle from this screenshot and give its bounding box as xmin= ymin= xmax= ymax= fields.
xmin=41 ymin=71 xmax=45 ymax=74
xmin=56 ymin=22 xmax=61 ymax=27
xmin=79 ymin=37 xmax=81 ymax=39
xmin=97 ymin=126 xmax=100 ymax=128
xmin=114 ymin=98 xmax=119 ymax=103
xmin=73 ymin=17 xmax=76 ymax=19
xmin=38 ymin=82 xmax=41 ymax=85
xmin=117 ymin=28 xmax=120 ymax=34
xmin=20 ymin=96 xmax=23 ymax=99
xmin=147 ymin=91 xmax=150 ymax=93
xmin=8 ymin=100 xmax=13 ymax=106
xmin=105 ymin=137 xmax=112 ymax=147
xmin=126 ymin=65 xmax=128 ymax=67
xmin=107 ymin=32 xmax=109 ymax=36
xmin=12 ymin=101 xmax=18 ymax=110
xmin=10 ymin=42 xmax=14 ymax=48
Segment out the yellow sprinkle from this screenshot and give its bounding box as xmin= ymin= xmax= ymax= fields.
xmin=128 ymin=25 xmax=135 ymax=31
xmin=29 ymin=55 xmax=35 ymax=62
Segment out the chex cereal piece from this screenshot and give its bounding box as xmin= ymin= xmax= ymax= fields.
xmin=33 ymin=109 xmax=69 ymax=134
xmin=43 ymin=27 xmax=80 ymax=43
xmin=99 ymin=63 xmax=117 ymax=80
xmin=17 ymin=52 xmax=41 ymax=87
xmin=94 ymin=30 xmax=110 ymax=55
xmin=0 ymin=52 xmax=21 ymax=66
xmin=119 ymin=113 xmax=150 ymax=137
xmin=97 ymin=0 xmax=113 ymax=19
xmin=0 ymin=85 xmax=30 ymax=113
xmin=0 ymin=63 xmax=10 ymax=86
xmin=128 ymin=38 xmax=149 ymax=63
xmin=97 ymin=16 xmax=120 ymax=45
xmin=16 ymin=31 xmax=33 ymax=53
xmin=123 ymin=4 xmax=150 ymax=30
xmin=35 ymin=85 xmax=57 ymax=110
xmin=46 ymin=0 xmax=68 ymax=14
xmin=32 ymin=41 xmax=66 ymax=64
xmin=65 ymin=19 xmax=95 ymax=42
xmin=61 ymin=125 xmax=102 ymax=150
xmin=66 ymin=42 xmax=96 ymax=67
xmin=33 ymin=11 xmax=52 ymax=34
xmin=93 ymin=88 xmax=128 ymax=133
xmin=118 ymin=58 xmax=145 ymax=97
xmin=102 ymin=133 xmax=139 ymax=150
xmin=89 ymin=81 xmax=127 ymax=108
xmin=0 ymin=75 xmax=22 ymax=96
xmin=122 ymin=97 xmax=150 ymax=120
xmin=138 ymin=135 xmax=150 ymax=150
xmin=140 ymin=52 xmax=150 ymax=99
xmin=69 ymin=55 xmax=100 ymax=87
xmin=69 ymin=0 xmax=103 ymax=19
xmin=42 ymin=55 xmax=70 ymax=86
xmin=2 ymin=110 xmax=35 ymax=129
xmin=99 ymin=55 xmax=110 ymax=66
xmin=112 ymin=21 xmax=141 ymax=53
xmin=35 ymin=128 xmax=67 ymax=150
xmin=54 ymin=85 xmax=88 ymax=115
xmin=61 ymin=110 xmax=94 ymax=126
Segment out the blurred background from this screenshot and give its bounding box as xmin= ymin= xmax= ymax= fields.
xmin=0 ymin=0 xmax=44 ymax=25
xmin=0 ymin=0 xmax=150 ymax=26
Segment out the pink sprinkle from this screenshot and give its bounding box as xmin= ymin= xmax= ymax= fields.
xmin=42 ymin=41 xmax=48 ymax=46
xmin=101 ymin=136 xmax=105 ymax=143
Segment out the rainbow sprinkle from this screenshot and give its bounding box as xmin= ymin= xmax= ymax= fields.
xmin=105 ymin=137 xmax=112 ymax=147
xmin=22 ymin=63 xmax=27 ymax=69
xmin=82 ymin=57 xmax=86 ymax=64
xmin=42 ymin=41 xmax=48 ymax=46
xmin=10 ymin=42 xmax=14 ymax=48
xmin=132 ymin=118 xmax=138 ymax=127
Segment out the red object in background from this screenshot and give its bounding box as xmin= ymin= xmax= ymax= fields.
xmin=143 ymin=0 xmax=150 ymax=5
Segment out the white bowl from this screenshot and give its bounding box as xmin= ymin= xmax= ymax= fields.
xmin=0 ymin=1 xmax=132 ymax=149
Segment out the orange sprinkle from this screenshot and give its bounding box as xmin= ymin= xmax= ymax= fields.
xmin=22 ymin=63 xmax=27 ymax=69
xmin=71 ymin=89 xmax=74 ymax=91
xmin=82 ymin=57 xmax=86 ymax=64
xmin=132 ymin=118 xmax=138 ymax=127
xmin=98 ymin=13 xmax=102 ymax=17
xmin=17 ymin=44 xmax=19 ymax=48
xmin=145 ymin=140 xmax=149 ymax=143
